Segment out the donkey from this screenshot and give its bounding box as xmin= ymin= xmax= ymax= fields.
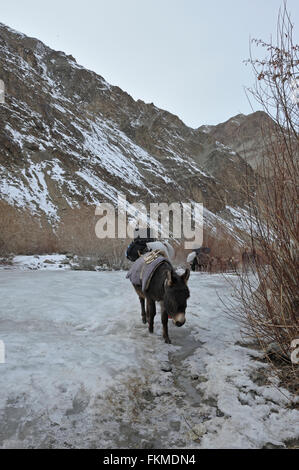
xmin=196 ymin=252 xmax=210 ymax=271
xmin=133 ymin=261 xmax=190 ymax=344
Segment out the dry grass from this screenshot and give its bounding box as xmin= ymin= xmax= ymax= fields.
xmin=0 ymin=200 xmax=245 ymax=271
xmin=0 ymin=202 xmax=132 ymax=269
xmin=0 ymin=200 xmax=58 ymax=255
xmin=0 ymin=198 xmax=249 ymax=273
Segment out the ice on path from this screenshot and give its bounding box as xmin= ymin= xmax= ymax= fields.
xmin=0 ymin=271 xmax=298 ymax=448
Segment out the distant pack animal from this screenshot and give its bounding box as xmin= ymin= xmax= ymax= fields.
xmin=241 ymin=248 xmax=259 ymax=271
xmin=188 ymin=247 xmax=210 ymax=272
xmin=216 ymin=256 xmax=228 ymax=272
xmin=228 ymin=256 xmax=239 ymax=272
xmin=126 ymin=251 xmax=190 ymax=343
xmin=196 ymin=252 xmax=210 ymax=271
xmin=208 ymin=256 xmax=218 ymax=273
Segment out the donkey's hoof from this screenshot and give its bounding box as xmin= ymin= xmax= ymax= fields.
xmin=142 ymin=317 xmax=147 ymax=324
xmin=164 ymin=337 xmax=171 ymax=344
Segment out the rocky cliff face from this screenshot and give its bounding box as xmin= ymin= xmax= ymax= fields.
xmin=0 ymin=23 xmax=261 ymax=249
xmin=199 ymin=111 xmax=275 ymax=170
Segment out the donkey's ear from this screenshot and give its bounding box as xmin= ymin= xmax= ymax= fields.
xmin=181 ymin=268 xmax=190 ymax=284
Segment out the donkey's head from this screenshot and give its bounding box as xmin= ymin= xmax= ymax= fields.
xmin=164 ymin=269 xmax=190 ymax=326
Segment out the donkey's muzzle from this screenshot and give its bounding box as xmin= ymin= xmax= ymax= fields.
xmin=172 ymin=313 xmax=186 ymax=327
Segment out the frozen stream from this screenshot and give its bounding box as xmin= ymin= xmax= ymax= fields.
xmin=0 ymin=270 xmax=298 ymax=448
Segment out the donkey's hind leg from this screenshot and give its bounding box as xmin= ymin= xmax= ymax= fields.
xmin=140 ymin=297 xmax=146 ymax=324
xmin=146 ymin=299 xmax=156 ymax=334
xmin=134 ymin=286 xmax=146 ymax=324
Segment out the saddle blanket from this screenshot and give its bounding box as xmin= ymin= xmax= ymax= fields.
xmin=126 ymin=250 xmax=171 ymax=293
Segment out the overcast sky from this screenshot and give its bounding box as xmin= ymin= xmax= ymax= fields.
xmin=1 ymin=0 xmax=298 ymax=127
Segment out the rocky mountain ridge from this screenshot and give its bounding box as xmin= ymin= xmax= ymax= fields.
xmin=0 ymin=22 xmax=266 ymax=251
xmin=199 ymin=111 xmax=275 ymax=170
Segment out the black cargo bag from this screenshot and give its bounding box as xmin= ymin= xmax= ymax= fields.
xmin=126 ymin=239 xmax=149 ymax=262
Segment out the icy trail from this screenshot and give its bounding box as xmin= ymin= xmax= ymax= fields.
xmin=0 ymin=271 xmax=298 ymax=448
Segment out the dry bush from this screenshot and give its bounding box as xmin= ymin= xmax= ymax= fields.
xmin=233 ymin=2 xmax=299 ymax=392
xmin=173 ymin=240 xmax=189 ymax=266
xmin=173 ymin=224 xmax=242 ymax=272
xmin=203 ymin=224 xmax=240 ymax=259
xmin=95 ymin=238 xmax=131 ymax=270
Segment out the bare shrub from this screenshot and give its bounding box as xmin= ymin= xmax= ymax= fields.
xmin=203 ymin=223 xmax=240 ymax=259
xmin=174 ymin=223 xmax=242 ymax=272
xmin=234 ymin=2 xmax=299 ymax=392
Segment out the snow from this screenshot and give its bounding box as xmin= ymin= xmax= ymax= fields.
xmin=0 ymin=254 xmax=70 ymax=271
xmin=0 ymin=171 xmax=34 ymax=210
xmin=202 ymin=205 xmax=262 ymax=246
xmin=0 ymin=271 xmax=298 ymax=449
xmin=215 ymin=140 xmax=237 ymax=155
xmin=230 ymin=119 xmax=241 ymax=126
xmin=25 ymin=162 xmax=58 ymax=219
xmin=4 ymin=124 xmax=25 ymax=148
xmin=76 ymin=169 xmax=119 ymax=203
xmin=0 ymin=160 xmax=60 ymax=220
xmin=73 ymin=120 xmax=145 ymax=186
xmin=186 ymin=275 xmax=298 ymax=448
xmin=225 ymin=205 xmax=261 ymax=236
xmin=199 ymin=125 xmax=213 ymax=134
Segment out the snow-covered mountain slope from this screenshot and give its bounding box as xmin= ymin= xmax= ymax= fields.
xmin=0 ymin=22 xmax=255 ymax=229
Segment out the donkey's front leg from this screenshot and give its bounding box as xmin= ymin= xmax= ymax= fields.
xmin=147 ymin=299 xmax=156 ymax=333
xmin=161 ymin=305 xmax=171 ymax=344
